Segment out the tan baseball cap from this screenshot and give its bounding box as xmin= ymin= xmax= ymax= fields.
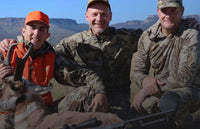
xmin=157 ymin=0 xmax=182 ymax=9
xmin=87 ymin=0 xmax=111 ymax=10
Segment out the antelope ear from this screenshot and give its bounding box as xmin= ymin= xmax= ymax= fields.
xmin=17 ymin=80 xmax=26 ymax=94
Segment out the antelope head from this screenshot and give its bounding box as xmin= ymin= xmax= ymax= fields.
xmin=0 ymin=43 xmax=33 ymax=112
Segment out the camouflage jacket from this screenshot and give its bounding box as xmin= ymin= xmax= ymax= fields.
xmin=54 ymin=52 xmax=106 ymax=94
xmin=54 ymin=27 xmax=142 ymax=92
xmin=132 ymin=20 xmax=200 ymax=91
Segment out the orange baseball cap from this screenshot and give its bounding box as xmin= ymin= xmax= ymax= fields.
xmin=25 ymin=11 xmax=49 ymax=27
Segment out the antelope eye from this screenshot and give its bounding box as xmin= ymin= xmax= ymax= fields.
xmin=11 ymin=84 xmax=20 ymax=91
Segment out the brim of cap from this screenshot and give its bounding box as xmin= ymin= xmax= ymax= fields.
xmin=158 ymin=3 xmax=180 ymax=9
xmin=26 ymin=20 xmax=50 ymax=28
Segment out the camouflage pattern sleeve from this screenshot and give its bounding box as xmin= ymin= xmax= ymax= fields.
xmin=131 ymin=32 xmax=151 ymax=88
xmin=54 ymin=33 xmax=83 ymax=59
xmin=54 ymin=53 xmax=106 ymax=94
xmin=53 ymin=38 xmax=73 ymax=59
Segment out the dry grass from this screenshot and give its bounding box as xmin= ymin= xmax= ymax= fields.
xmin=50 ymin=78 xmax=66 ymax=101
xmin=50 ymin=78 xmax=76 ymax=102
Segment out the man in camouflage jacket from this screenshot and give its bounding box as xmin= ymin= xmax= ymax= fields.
xmin=54 ymin=0 xmax=142 ymax=114
xmin=130 ymin=0 xmax=200 ymax=128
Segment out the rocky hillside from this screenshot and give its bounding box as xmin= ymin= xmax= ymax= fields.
xmin=112 ymin=15 xmax=200 ymax=30
xmin=0 ymin=18 xmax=88 ymax=45
xmin=0 ymin=15 xmax=199 ymax=46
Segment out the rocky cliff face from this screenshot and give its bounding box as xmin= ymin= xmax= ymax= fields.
xmin=112 ymin=15 xmax=200 ymax=30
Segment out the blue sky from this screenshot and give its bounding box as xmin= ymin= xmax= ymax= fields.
xmin=1 ymin=0 xmax=199 ymax=24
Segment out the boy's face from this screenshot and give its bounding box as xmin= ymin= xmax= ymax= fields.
xmin=21 ymin=21 xmax=50 ymax=51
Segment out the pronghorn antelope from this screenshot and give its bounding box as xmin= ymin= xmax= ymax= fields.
xmin=0 ymin=43 xmax=33 ymax=113
xmin=0 ymin=43 xmax=122 ymax=129
xmin=0 ymin=43 xmax=50 ymax=129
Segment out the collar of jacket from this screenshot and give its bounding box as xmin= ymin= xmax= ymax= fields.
xmin=148 ymin=20 xmax=166 ymax=41
xmin=29 ymin=42 xmax=54 ymax=60
xmin=89 ymin=27 xmax=115 ymax=41
xmin=148 ymin=19 xmax=186 ymax=41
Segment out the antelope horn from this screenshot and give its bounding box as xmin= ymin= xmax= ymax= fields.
xmin=3 ymin=43 xmax=18 ymax=66
xmin=14 ymin=43 xmax=34 ymax=81
xmin=22 ymin=43 xmax=34 ymax=61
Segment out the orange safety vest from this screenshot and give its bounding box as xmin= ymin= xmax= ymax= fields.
xmin=1 ymin=43 xmax=55 ymax=106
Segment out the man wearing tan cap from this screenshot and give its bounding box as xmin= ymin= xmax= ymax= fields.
xmin=54 ymin=0 xmax=142 ymax=116
xmin=0 ymin=10 xmax=55 ymax=129
xmin=130 ymin=0 xmax=200 ymax=128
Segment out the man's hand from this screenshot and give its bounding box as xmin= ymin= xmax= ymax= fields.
xmin=133 ymin=89 xmax=147 ymax=112
xmin=142 ymin=76 xmax=165 ymax=96
xmin=0 ymin=64 xmax=12 ymax=82
xmin=186 ymin=18 xmax=200 ymax=30
xmin=88 ymin=93 xmax=108 ymax=112
xmin=0 ymin=39 xmax=17 ymax=52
